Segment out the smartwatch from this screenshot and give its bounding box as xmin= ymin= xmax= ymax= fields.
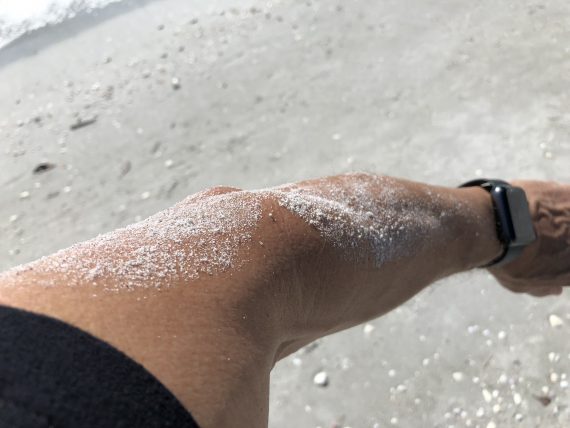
xmin=459 ymin=179 xmax=536 ymax=267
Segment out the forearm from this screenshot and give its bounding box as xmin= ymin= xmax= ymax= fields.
xmin=0 ymin=173 xmax=503 ymax=428
xmin=263 ymin=173 xmax=503 ymax=354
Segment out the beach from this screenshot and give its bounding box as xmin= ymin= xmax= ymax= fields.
xmin=1 ymin=0 xmax=570 ymax=426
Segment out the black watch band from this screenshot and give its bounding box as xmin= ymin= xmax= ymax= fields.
xmin=459 ymin=179 xmax=536 ymax=268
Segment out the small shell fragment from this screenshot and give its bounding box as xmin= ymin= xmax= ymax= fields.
xmin=452 ymin=372 xmax=464 ymax=382
xmin=549 ymin=314 xmax=564 ymax=328
xmin=313 ymin=371 xmax=329 ymax=387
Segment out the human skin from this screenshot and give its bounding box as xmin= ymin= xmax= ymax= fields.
xmin=0 ymin=173 xmax=568 ymax=428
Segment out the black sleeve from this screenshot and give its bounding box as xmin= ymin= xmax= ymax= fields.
xmin=0 ymin=305 xmax=200 ymax=428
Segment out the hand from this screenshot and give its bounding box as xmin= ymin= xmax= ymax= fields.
xmin=490 ymin=180 xmax=570 ymax=297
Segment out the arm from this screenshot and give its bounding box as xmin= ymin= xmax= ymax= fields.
xmin=0 ymin=173 xmax=566 ymax=428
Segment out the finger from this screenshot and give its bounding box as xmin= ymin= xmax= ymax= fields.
xmin=549 ymin=286 xmax=564 ymax=296
xmin=527 ymin=287 xmax=563 ymax=297
xmin=527 ymin=289 xmax=550 ymax=297
xmin=493 ymin=272 xmax=570 ymax=290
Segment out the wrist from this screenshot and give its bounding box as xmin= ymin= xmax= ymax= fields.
xmin=451 ymin=186 xmax=504 ymax=271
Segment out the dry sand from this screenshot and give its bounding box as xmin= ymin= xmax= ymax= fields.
xmin=1 ymin=0 xmax=569 ymax=426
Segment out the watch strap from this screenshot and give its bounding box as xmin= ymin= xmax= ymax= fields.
xmin=459 ymin=179 xmax=535 ymax=268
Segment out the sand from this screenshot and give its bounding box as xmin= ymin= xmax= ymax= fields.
xmin=1 ymin=0 xmax=570 ymax=426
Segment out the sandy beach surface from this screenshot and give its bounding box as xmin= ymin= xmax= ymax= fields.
xmin=1 ymin=0 xmax=570 ymax=426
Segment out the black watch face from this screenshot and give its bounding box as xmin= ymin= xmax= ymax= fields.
xmin=506 ymin=188 xmax=536 ymax=245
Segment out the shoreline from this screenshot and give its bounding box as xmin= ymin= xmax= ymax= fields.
xmin=0 ymin=0 xmax=159 ymax=68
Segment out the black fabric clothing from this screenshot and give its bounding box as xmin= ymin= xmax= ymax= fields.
xmin=0 ymin=305 xmax=200 ymax=428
